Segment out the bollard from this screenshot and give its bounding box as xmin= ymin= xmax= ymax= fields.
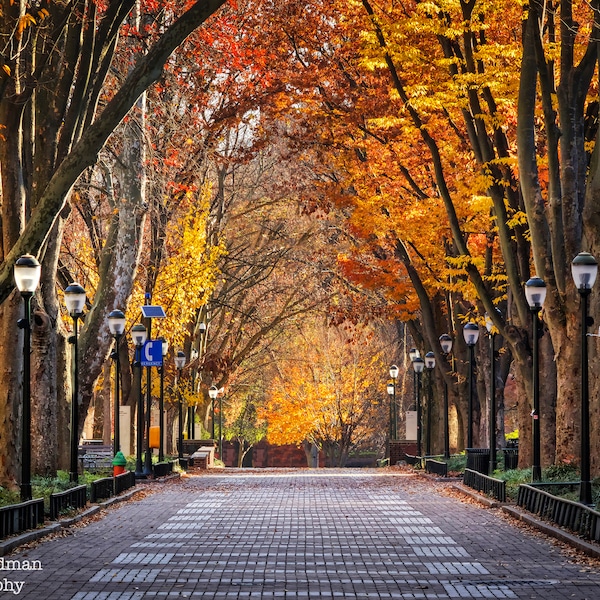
xmin=112 ymin=451 xmax=127 ymax=476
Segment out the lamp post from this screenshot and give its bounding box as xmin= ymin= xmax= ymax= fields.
xmin=64 ymin=283 xmax=87 ymax=483
xmin=463 ymin=322 xmax=479 ymax=449
xmin=389 ymin=364 xmax=399 ymax=441
xmin=424 ymin=352 xmax=435 ymax=456
xmin=219 ymin=391 xmax=223 ymax=460
xmin=174 ymin=351 xmax=186 ymax=459
xmin=131 ymin=324 xmax=147 ymax=477
xmin=439 ymin=334 xmax=453 ymax=459
xmin=209 ymin=385 xmax=218 ymax=454
xmin=571 ymin=252 xmax=598 ymax=505
xmin=484 ymin=312 xmax=499 ymax=475
xmin=158 ymin=338 xmax=169 ymax=462
xmin=188 ymin=347 xmax=199 ymax=440
xmin=386 ymin=382 xmax=394 ymax=458
xmin=14 ymin=254 xmax=41 ymax=501
xmin=108 ymin=310 xmax=126 ymax=456
xmin=525 ymin=278 xmax=547 ymax=482
xmin=210 ymin=385 xmax=217 ymax=441
xmin=412 ymin=357 xmax=425 ymax=456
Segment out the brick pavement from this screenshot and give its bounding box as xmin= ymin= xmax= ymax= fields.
xmin=2 ymin=469 xmax=600 ymax=599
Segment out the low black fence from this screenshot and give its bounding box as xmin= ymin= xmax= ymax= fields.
xmin=114 ymin=471 xmax=136 ymax=496
xmin=49 ymin=485 xmax=87 ymax=520
xmin=0 ymin=498 xmax=44 ymax=539
xmin=90 ymin=477 xmax=115 ymax=503
xmin=404 ymin=454 xmax=422 ymax=468
xmin=0 ymin=471 xmax=138 ymax=540
xmin=517 ymin=483 xmax=600 ymax=541
xmin=425 ymin=459 xmax=448 ymax=477
xmin=463 ymin=468 xmax=506 ymax=502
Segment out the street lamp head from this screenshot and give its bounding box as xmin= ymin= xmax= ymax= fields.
xmin=160 ymin=337 xmax=169 ymax=357
xmin=463 ymin=322 xmax=480 ymax=346
xmin=64 ymin=283 xmax=86 ymax=315
xmin=439 ymin=333 xmax=453 ymax=354
xmin=425 ymin=351 xmax=435 ymax=369
xmin=174 ymin=351 xmax=186 ymax=370
xmin=412 ymin=356 xmax=425 ymax=373
xmin=409 ymin=347 xmax=420 ymax=361
xmin=525 ymin=276 xmax=547 ymax=310
xmin=107 ymin=309 xmax=126 ymax=336
xmin=571 ymin=252 xmax=598 ymax=292
xmin=387 ymin=382 xmax=394 ymax=396
xmin=14 ymin=254 xmax=41 ymax=294
xmin=485 ymin=308 xmax=503 ymax=334
xmin=389 ymin=364 xmax=399 ymax=379
xmin=131 ymin=323 xmax=147 ymax=346
xmin=208 ymin=385 xmax=219 ymax=399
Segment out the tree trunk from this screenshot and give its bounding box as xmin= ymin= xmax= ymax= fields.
xmin=0 ymin=294 xmax=25 ymax=488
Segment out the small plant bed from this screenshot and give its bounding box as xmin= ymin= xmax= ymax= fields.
xmin=491 ymin=462 xmax=600 ymax=504
xmin=445 ymin=454 xmax=467 ymax=477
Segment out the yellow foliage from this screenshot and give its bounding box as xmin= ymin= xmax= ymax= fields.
xmin=149 ymin=186 xmax=225 ymax=347
xmin=260 ymin=323 xmax=386 ymax=447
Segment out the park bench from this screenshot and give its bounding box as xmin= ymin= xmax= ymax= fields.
xmin=78 ymin=444 xmax=114 ymax=471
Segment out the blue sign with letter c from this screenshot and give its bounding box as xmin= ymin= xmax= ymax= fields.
xmin=141 ymin=340 xmax=163 ymax=367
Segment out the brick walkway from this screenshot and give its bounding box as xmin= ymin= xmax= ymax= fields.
xmin=3 ymin=469 xmax=600 ymax=599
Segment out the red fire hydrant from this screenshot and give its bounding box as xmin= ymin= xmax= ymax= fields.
xmin=112 ymin=451 xmax=127 ymax=476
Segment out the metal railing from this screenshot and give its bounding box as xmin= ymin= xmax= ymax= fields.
xmin=114 ymin=471 xmax=136 ymax=496
xmin=90 ymin=477 xmax=114 ymax=503
xmin=517 ymin=483 xmax=600 ymax=541
xmin=0 ymin=498 xmax=44 ymax=539
xmin=463 ymin=468 xmax=506 ymax=502
xmin=49 ymin=485 xmax=87 ymax=520
xmin=425 ymin=459 xmax=448 ymax=477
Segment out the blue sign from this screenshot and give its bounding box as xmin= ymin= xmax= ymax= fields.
xmin=141 ymin=340 xmax=163 ymax=367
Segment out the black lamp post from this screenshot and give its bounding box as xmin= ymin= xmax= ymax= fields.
xmin=409 ymin=347 xmax=420 ymax=419
xmin=158 ymin=337 xmax=169 ymax=462
xmin=424 ymin=352 xmax=435 ymax=456
xmin=525 ymin=277 xmax=547 ymax=482
xmin=174 ymin=351 xmax=186 ymax=459
xmin=188 ymin=347 xmax=199 ymax=440
xmin=131 ymin=324 xmax=147 ymax=477
xmin=484 ymin=312 xmax=500 ymax=475
xmin=14 ymin=254 xmax=41 ymax=501
xmin=571 ymin=252 xmax=598 ymax=505
xmin=65 ymin=283 xmax=87 ymax=483
xmin=439 ymin=334 xmax=453 ymax=459
xmin=210 ymin=385 xmax=217 ymax=440
xmin=412 ymin=357 xmax=425 ymax=456
xmin=389 ymin=364 xmax=399 ymax=441
xmin=209 ymin=385 xmax=218 ymax=451
xmin=463 ymin=322 xmax=480 ymax=449
xmin=219 ymin=391 xmax=223 ymax=460
xmin=108 ymin=310 xmax=126 ymax=456
xmin=386 ymin=382 xmax=394 ymax=457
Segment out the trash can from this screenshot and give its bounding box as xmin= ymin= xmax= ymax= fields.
xmin=504 ymin=446 xmax=519 ymax=470
xmin=466 ymin=448 xmax=491 ymax=474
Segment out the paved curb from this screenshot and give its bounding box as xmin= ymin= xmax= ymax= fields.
xmin=0 ymin=488 xmax=141 ymax=557
xmin=451 ymin=482 xmax=600 ymax=559
xmin=502 ymin=504 xmax=600 ymax=559
xmin=450 ymin=482 xmax=502 ymax=508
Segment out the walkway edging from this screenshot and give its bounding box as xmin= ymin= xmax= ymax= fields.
xmin=0 ymin=488 xmax=140 ymax=556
